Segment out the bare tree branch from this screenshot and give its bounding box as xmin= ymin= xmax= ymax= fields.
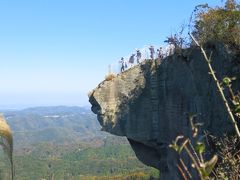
xmin=189 ymin=33 xmax=240 ymax=139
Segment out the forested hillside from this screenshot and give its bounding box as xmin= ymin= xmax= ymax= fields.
xmin=0 ymin=106 xmax=159 ymax=179
xmin=3 ymin=106 xmax=102 ymax=147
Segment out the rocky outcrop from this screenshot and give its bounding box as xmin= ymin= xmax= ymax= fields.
xmin=89 ymin=44 xmax=240 ymax=179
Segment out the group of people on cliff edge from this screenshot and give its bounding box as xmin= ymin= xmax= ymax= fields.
xmin=119 ymin=44 xmax=175 ymax=73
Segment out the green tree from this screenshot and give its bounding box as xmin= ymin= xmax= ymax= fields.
xmin=192 ymin=0 xmax=240 ymax=45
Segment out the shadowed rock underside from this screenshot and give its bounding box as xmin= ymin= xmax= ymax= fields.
xmin=89 ymin=44 xmax=240 ymax=179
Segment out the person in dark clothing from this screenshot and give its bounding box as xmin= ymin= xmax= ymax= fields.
xmin=125 ymin=61 xmax=128 ymax=69
xmin=119 ymin=57 xmax=125 ymax=72
xmin=157 ymin=47 xmax=163 ymax=60
xmin=129 ymin=54 xmax=135 ymax=67
xmin=136 ymin=50 xmax=141 ymax=64
xmin=149 ymin=46 xmax=155 ymax=60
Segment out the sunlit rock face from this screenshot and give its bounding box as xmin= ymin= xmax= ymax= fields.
xmin=89 ymin=43 xmax=239 ymax=179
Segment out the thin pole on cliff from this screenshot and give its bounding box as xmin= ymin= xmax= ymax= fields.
xmin=189 ymin=33 xmax=240 ymax=139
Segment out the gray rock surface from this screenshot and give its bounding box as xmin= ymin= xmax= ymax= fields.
xmin=89 ymin=44 xmax=239 ymax=179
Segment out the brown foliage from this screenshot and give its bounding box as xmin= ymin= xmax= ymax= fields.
xmin=212 ymin=135 xmax=240 ymax=179
xmin=192 ymin=0 xmax=240 ymax=46
xmin=105 ymin=73 xmax=116 ymax=81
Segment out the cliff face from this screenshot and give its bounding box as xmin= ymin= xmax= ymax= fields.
xmin=89 ymin=44 xmax=239 ymax=179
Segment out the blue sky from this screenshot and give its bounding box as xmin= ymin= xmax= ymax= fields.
xmin=0 ymin=0 xmax=223 ymax=108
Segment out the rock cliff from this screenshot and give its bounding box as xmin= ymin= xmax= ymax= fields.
xmin=89 ymin=44 xmax=240 ymax=179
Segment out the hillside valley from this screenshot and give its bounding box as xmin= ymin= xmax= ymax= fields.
xmin=3 ymin=106 xmax=103 ymax=148
xmin=0 ymin=106 xmax=158 ymax=179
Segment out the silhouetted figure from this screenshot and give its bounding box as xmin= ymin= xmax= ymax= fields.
xmin=149 ymin=46 xmax=155 ymax=60
xmin=125 ymin=61 xmax=128 ymax=69
xmin=136 ymin=50 xmax=141 ymax=63
xmin=119 ymin=57 xmax=125 ymax=72
xmin=129 ymin=54 xmax=135 ymax=67
xmin=157 ymin=47 xmax=163 ymax=60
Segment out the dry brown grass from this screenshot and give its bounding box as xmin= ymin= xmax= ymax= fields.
xmin=105 ymin=73 xmax=116 ymax=81
xmin=88 ymin=90 xmax=94 ymax=98
xmin=0 ymin=114 xmax=14 ymax=180
xmin=213 ymin=135 xmax=240 ymax=179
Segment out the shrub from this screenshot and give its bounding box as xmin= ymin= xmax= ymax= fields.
xmin=191 ymin=0 xmax=240 ymax=46
xmin=212 ymin=135 xmax=240 ymax=179
xmin=0 ymin=114 xmax=13 ymax=180
xmin=105 ymin=73 xmax=116 ymax=81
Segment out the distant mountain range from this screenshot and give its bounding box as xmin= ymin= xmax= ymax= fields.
xmin=0 ymin=107 xmax=157 ymax=180
xmin=2 ymin=106 xmax=113 ymax=148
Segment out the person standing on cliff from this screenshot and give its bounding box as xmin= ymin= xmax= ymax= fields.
xmin=129 ymin=54 xmax=135 ymax=67
xmin=119 ymin=57 xmax=125 ymax=72
xmin=136 ymin=50 xmax=141 ymax=64
xmin=125 ymin=61 xmax=128 ymax=69
xmin=157 ymin=47 xmax=163 ymax=61
xmin=149 ymin=45 xmax=155 ymax=60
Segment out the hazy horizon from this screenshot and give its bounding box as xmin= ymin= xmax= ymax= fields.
xmin=0 ymin=93 xmax=90 ymax=110
xmin=0 ymin=0 xmax=223 ymax=108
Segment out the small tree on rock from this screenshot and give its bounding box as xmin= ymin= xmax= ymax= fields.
xmin=191 ymin=0 xmax=240 ymax=46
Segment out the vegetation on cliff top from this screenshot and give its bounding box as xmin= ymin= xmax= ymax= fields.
xmin=169 ymin=0 xmax=240 ymax=179
xmin=191 ymin=0 xmax=240 ymax=46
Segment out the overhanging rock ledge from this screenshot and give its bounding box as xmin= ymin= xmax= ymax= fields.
xmin=89 ymin=44 xmax=239 ymax=179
